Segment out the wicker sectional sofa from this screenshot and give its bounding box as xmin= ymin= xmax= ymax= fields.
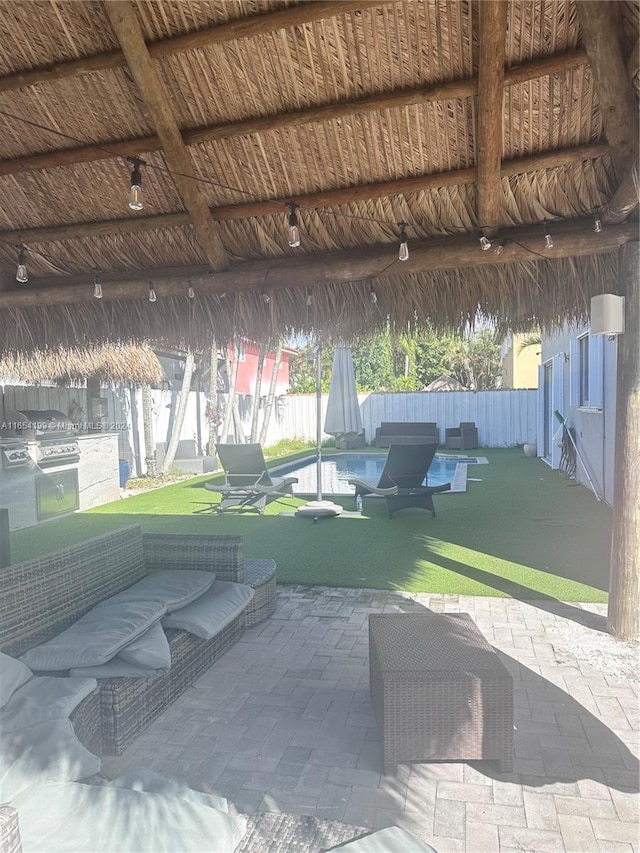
xmin=0 ymin=525 xmax=254 ymax=755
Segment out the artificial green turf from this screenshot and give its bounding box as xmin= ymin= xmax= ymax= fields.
xmin=9 ymin=449 xmax=611 ymax=601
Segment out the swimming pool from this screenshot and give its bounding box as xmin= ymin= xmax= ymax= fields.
xmin=272 ymin=452 xmax=467 ymax=495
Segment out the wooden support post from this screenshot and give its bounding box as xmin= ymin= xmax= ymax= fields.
xmin=576 ymin=1 xmax=639 ymax=223
xmin=141 ymin=384 xmax=157 ymax=477
xmin=0 ymin=508 xmax=10 ymax=568
xmin=607 ymin=241 xmax=640 ymax=641
xmin=477 ymin=0 xmax=508 ymax=235
xmin=104 ymin=1 xmax=229 ymax=271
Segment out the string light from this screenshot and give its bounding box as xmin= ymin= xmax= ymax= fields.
xmin=543 ymin=221 xmax=554 ymax=250
xmin=15 ymin=244 xmax=28 ymax=283
xmin=93 ymin=267 xmax=103 ymax=299
xmin=370 ymin=283 xmax=378 ymax=304
xmin=593 ymin=209 xmax=602 ymax=233
xmin=128 ymin=156 xmax=145 ymax=211
xmin=479 ymin=233 xmax=492 ymax=251
xmin=287 ymin=204 xmax=301 ymax=248
xmin=187 ymin=283 xmax=195 ymax=299
xmin=494 ymin=240 xmax=507 ymax=256
xmin=148 ymin=283 xmax=157 ymax=302
xmin=306 ymin=288 xmax=313 ymax=306
xmin=398 ymin=222 xmax=409 ymax=261
xmin=262 ymin=290 xmax=271 ymax=303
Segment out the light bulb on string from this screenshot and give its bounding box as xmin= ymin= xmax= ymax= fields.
xmin=593 ymin=209 xmax=602 ymax=233
xmin=187 ymin=283 xmax=195 ymax=299
xmin=287 ymin=204 xmax=301 ymax=248
xmin=93 ymin=267 xmax=103 ymax=299
xmin=543 ymin=221 xmax=554 ymax=250
xmin=479 ymin=234 xmax=492 ymax=251
xmin=15 ymin=245 xmax=28 ymax=283
xmin=370 ymin=283 xmax=378 ymax=304
xmin=398 ymin=222 xmax=409 ymax=261
xmin=262 ymin=290 xmax=271 ymax=304
xmin=306 ymin=288 xmax=312 ymax=306
xmin=148 ymin=283 xmax=157 ymax=303
xmin=127 ymin=156 xmax=145 ymax=211
xmin=494 ymin=241 xmax=507 ymax=256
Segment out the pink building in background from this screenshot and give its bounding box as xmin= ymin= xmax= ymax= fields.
xmin=230 ymin=341 xmax=297 ymax=397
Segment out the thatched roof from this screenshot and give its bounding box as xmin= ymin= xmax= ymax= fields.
xmin=424 ymin=374 xmax=468 ymax=392
xmin=0 ymin=0 xmax=637 ymax=352
xmin=0 ymin=343 xmax=164 ymax=385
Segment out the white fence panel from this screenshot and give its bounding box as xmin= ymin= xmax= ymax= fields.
xmin=258 ymin=389 xmax=537 ymax=448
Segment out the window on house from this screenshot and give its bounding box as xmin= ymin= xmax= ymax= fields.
xmin=570 ymin=332 xmax=604 ymax=410
xmin=578 ymin=334 xmax=589 ymax=406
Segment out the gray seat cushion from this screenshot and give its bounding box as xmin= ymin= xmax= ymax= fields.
xmin=20 ymin=600 xmax=166 ymax=671
xmin=0 ymin=676 xmax=97 ymax=733
xmin=117 ymin=621 xmax=171 ymax=670
xmin=162 ymin=581 xmax=254 ymax=640
xmin=94 ymin=570 xmax=216 ymax=613
xmin=110 ymin=767 xmax=229 ymax=813
xmin=0 ymin=654 xmax=33 ymax=707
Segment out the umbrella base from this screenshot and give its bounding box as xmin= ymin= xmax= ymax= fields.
xmin=295 ymin=500 xmax=343 ymax=522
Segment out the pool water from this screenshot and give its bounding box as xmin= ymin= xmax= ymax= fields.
xmin=274 ymin=452 xmax=460 ymax=495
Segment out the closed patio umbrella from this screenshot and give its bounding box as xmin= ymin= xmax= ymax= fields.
xmin=295 ymin=342 xmax=343 ymax=521
xmin=324 ymin=346 xmax=364 ymax=448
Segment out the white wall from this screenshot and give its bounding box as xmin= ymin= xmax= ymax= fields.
xmin=540 ymin=324 xmax=617 ymax=505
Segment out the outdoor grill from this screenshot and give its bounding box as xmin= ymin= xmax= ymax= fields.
xmin=1 ymin=410 xmax=80 ymax=467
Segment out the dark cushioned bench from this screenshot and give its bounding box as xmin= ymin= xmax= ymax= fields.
xmin=374 ymin=421 xmax=439 ymax=447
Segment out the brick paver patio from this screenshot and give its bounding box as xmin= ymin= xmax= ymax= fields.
xmin=103 ymin=587 xmax=639 ymax=853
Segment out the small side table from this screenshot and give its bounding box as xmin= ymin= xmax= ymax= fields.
xmin=243 ymin=558 xmax=277 ymax=627
xmin=369 ymin=612 xmax=513 ymax=774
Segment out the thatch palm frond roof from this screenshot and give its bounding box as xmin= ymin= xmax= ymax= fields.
xmin=0 ymin=343 xmax=164 ymax=385
xmin=0 ymin=0 xmax=636 ymax=352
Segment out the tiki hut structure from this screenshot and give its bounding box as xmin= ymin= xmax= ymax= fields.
xmin=0 ymin=1 xmax=637 ymax=636
xmin=0 ymin=343 xmax=164 ymax=386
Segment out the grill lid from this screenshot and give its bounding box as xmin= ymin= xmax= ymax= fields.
xmin=1 ymin=409 xmax=77 ymax=438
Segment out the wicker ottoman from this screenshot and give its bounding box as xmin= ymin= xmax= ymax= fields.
xmin=243 ymin=558 xmax=277 ymax=627
xmin=369 ymin=612 xmax=513 ymax=774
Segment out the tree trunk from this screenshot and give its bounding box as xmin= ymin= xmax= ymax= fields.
xmin=219 ymin=341 xmax=238 ymax=444
xmin=141 ymin=383 xmax=157 ymax=476
xmin=607 ymin=241 xmax=640 ymax=641
xmin=250 ymin=347 xmax=266 ymax=441
xmin=233 ymin=401 xmax=246 ymax=444
xmin=207 ymin=334 xmax=218 ymax=457
xmin=86 ymin=375 xmax=101 ymax=432
xmin=160 ymin=349 xmax=195 ymax=474
xmin=259 ymin=344 xmax=283 ymax=446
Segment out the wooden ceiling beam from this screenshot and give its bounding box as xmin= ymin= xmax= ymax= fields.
xmin=104 ymin=2 xmax=228 ymax=271
xmin=476 ymin=0 xmax=508 ymax=236
xmin=0 ymin=143 xmax=611 ymax=245
xmin=1 ymin=219 xmax=634 ymax=308
xmin=0 ymin=1 xmax=380 ymax=94
xmin=575 ymin=2 xmax=639 ymax=224
xmin=0 ymin=50 xmax=588 ymax=179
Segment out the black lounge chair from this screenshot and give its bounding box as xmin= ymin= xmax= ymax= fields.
xmin=347 ymin=442 xmax=450 ymax=518
xmin=204 ymin=443 xmax=298 ymax=514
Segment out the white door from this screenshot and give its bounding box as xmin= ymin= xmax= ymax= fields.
xmin=539 ymin=357 xmax=564 ymax=468
xmin=550 ymin=354 xmax=565 ymax=470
